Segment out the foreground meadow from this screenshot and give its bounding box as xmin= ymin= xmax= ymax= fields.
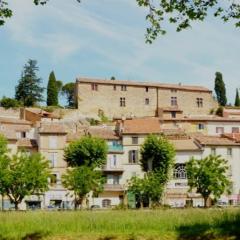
xmin=0 ymin=208 xmax=239 ymax=240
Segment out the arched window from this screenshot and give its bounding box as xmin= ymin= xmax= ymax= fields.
xmin=173 ymin=164 xmax=187 ymax=179
xmin=102 ymin=199 xmax=111 ymax=208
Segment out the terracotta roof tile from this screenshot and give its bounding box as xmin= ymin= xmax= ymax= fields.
xmin=170 ymin=139 xmax=201 ymax=151
xmin=194 ymin=135 xmax=240 ymax=146
xmin=88 ymin=127 xmax=119 ymax=140
xmin=0 ymin=117 xmax=31 ymax=125
xmin=122 ymin=118 xmax=161 ymax=134
xmin=77 ymin=77 xmax=211 ymax=92
xmin=39 ymin=124 xmax=67 ymax=134
xmin=223 ymin=133 xmax=240 ymax=143
xmin=17 ymin=139 xmax=38 ymax=148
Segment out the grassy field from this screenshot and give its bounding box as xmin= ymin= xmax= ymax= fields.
xmin=0 ymin=208 xmax=239 ymax=240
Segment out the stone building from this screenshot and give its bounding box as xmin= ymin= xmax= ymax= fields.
xmin=76 ymin=77 xmax=218 ymax=118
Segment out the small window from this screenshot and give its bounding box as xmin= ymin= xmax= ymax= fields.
xmin=145 ymin=98 xmax=150 ymax=105
xmin=50 ymin=174 xmax=57 ymax=187
xmin=91 ymin=83 xmax=98 ymax=91
xmin=102 ymin=199 xmax=111 ymax=208
xmin=129 ymin=150 xmax=138 ymax=164
xmin=113 ymin=85 xmax=117 ymax=91
xmin=113 ymin=175 xmax=120 ymax=185
xmin=171 ymin=97 xmax=177 ymax=106
xmin=196 ymin=98 xmax=203 ymax=108
xmin=173 ymin=164 xmax=187 ymax=179
xmin=111 ymin=155 xmax=117 ymax=168
xmin=171 ymin=112 xmax=176 ymax=118
xmin=211 ymin=148 xmax=216 ymax=155
xmin=48 ymin=152 xmax=57 ymax=168
xmin=198 ymin=123 xmax=205 ymax=130
xmin=132 ymin=137 xmax=138 ymax=144
xmin=232 ymin=127 xmax=239 ymax=133
xmin=121 ymin=85 xmax=127 ymax=91
xmin=120 ymin=97 xmax=126 ymax=107
xmin=145 ymin=87 xmax=149 ymax=92
xmin=216 ymin=127 xmax=224 ymax=134
xmin=227 ymin=148 xmax=232 ymax=156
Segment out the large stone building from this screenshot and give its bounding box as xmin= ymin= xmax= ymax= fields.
xmin=76 ymin=78 xmax=218 ymax=118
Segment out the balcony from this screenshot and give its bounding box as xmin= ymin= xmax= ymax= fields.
xmin=104 ymin=184 xmax=124 ymax=192
xmin=108 ymin=145 xmax=124 ymax=153
xmin=102 ymin=165 xmax=124 ymax=173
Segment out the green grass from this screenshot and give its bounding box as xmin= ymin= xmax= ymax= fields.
xmin=0 ymin=209 xmax=239 ymax=240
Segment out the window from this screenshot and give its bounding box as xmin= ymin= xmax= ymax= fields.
xmin=111 ymin=155 xmax=117 ymax=168
xmin=145 ymin=98 xmax=150 ymax=105
xmin=232 ymin=127 xmax=239 ymax=133
xmin=171 ymin=112 xmax=176 ymax=118
xmin=50 ymin=174 xmax=57 ymax=187
xmin=132 ymin=137 xmax=138 ymax=144
xmin=171 ymin=89 xmax=177 ymax=93
xmin=113 ymin=175 xmax=120 ymax=185
xmin=227 ymin=148 xmax=232 ymax=156
xmin=211 ymin=148 xmax=216 ymax=155
xmin=196 ymin=98 xmax=203 ymax=108
xmin=121 ymin=85 xmax=127 ymax=91
xmin=16 ymin=131 xmax=26 ymax=139
xmin=129 ymin=150 xmax=138 ymax=164
xmin=145 ymin=87 xmax=149 ymax=92
xmin=91 ymin=83 xmax=98 ymax=91
xmin=216 ymin=127 xmax=224 ymax=134
xmin=113 ymin=85 xmax=117 ymax=91
xmin=102 ymin=199 xmax=111 ymax=208
xmin=49 ymin=136 xmax=57 ymax=149
xmin=198 ymin=123 xmax=205 ymax=130
xmin=173 ymin=164 xmax=187 ymax=179
xmin=120 ymin=97 xmax=126 ymax=107
xmin=171 ymin=97 xmax=177 ymax=106
xmin=49 ymin=152 xmax=57 ymax=168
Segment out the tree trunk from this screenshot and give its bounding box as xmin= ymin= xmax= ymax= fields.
xmin=14 ymin=202 xmax=19 ymax=210
xmin=204 ymin=196 xmax=208 ymax=208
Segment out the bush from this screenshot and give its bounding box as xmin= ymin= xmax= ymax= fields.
xmin=216 ymin=106 xmax=223 ymax=117
xmin=0 ymin=97 xmax=22 ymax=109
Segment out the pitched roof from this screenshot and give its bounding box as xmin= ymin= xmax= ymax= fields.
xmin=194 ymin=135 xmax=240 ymax=146
xmin=88 ymin=127 xmax=119 ymax=140
xmin=170 ymin=139 xmax=201 ymax=151
xmin=25 ymin=108 xmax=60 ymax=119
xmin=223 ymin=133 xmax=240 ymax=143
xmin=77 ymin=77 xmax=211 ymax=92
xmin=39 ymin=124 xmax=67 ymax=134
xmin=122 ymin=118 xmax=161 ymax=134
xmin=17 ymin=139 xmax=38 ymax=148
xmin=0 ymin=117 xmax=31 ymax=125
xmin=66 ymin=131 xmax=86 ymax=142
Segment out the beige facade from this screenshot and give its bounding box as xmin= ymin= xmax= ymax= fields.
xmin=76 ymin=78 xmax=218 ymax=118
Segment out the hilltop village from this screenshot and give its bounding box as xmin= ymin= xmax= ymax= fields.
xmin=1 ymin=77 xmax=240 ymax=210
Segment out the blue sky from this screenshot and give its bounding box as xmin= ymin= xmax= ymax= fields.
xmin=0 ymin=0 xmax=240 ymax=105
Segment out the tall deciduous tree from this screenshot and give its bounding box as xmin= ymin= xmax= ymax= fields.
xmin=64 ymin=136 xmax=108 ymax=167
xmin=15 ymin=59 xmax=44 ymax=107
xmin=62 ymin=82 xmax=75 ymax=108
xmin=47 ymin=71 xmax=58 ymax=106
xmin=62 ymin=166 xmax=105 ymax=209
xmin=234 ymin=89 xmax=240 ymax=107
xmin=214 ymin=72 xmax=227 ymax=106
xmin=0 ymin=152 xmax=50 ymax=210
xmin=186 ymin=155 xmax=231 ymax=208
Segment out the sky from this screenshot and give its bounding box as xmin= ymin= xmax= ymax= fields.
xmin=0 ymin=0 xmax=240 ymax=105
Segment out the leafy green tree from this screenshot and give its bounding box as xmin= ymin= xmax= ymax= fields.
xmin=15 ymin=59 xmax=44 ymax=107
xmin=0 ymin=97 xmax=22 ymax=109
xmin=234 ymin=89 xmax=240 ymax=107
xmin=62 ymin=166 xmax=105 ymax=209
xmin=1 ymin=1 xmax=240 ymax=43
xmin=47 ymin=71 xmax=58 ymax=106
xmin=62 ymin=82 xmax=75 ymax=108
xmin=214 ymin=72 xmax=227 ymax=106
xmin=186 ymin=155 xmax=231 ymax=208
xmin=64 ymin=136 xmax=108 ymax=167
xmin=0 ymin=152 xmax=50 ymax=210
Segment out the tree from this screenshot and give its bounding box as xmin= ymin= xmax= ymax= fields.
xmin=47 ymin=71 xmax=58 ymax=106
xmin=214 ymin=72 xmax=227 ymax=106
xmin=62 ymin=166 xmax=105 ymax=209
xmin=1 ymin=1 xmax=240 ymax=43
xmin=15 ymin=59 xmax=44 ymax=107
xmin=0 ymin=97 xmax=22 ymax=109
xmin=0 ymin=152 xmax=50 ymax=210
xmin=110 ymin=76 xmax=116 ymax=80
xmin=62 ymin=82 xmax=75 ymax=108
xmin=234 ymin=89 xmax=240 ymax=107
xmin=64 ymin=136 xmax=108 ymax=167
xmin=186 ymin=155 xmax=231 ymax=208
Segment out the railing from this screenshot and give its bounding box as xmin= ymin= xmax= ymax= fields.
xmin=104 ymin=184 xmax=124 ymax=191
xmin=108 ymin=145 xmax=124 ymax=152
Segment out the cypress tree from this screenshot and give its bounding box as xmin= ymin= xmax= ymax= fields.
xmin=47 ymin=71 xmax=58 ymax=106
xmin=235 ymin=89 xmax=240 ymax=107
xmin=15 ymin=59 xmax=44 ymax=107
xmin=214 ymin=72 xmax=227 ymax=106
